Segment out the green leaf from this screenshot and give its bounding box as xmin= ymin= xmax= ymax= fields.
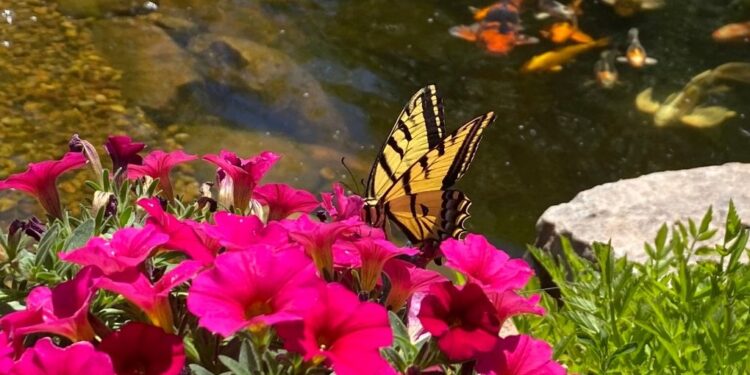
xmin=63 ymin=219 xmax=95 ymax=252
xmin=188 ymin=364 xmax=216 ymax=375
xmin=699 ymin=206 xmax=713 ymax=234
xmin=219 ymin=355 xmax=253 ymax=375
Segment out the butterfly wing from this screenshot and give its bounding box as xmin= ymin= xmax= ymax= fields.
xmin=383 ymin=112 xmax=495 ymax=202
xmin=366 ymin=85 xmax=446 ymax=199
xmin=385 ymin=190 xmax=472 ymax=244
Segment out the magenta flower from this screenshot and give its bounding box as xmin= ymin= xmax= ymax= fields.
xmin=476 ymin=335 xmax=567 ymax=375
xmin=321 ymin=183 xmax=364 ymax=222
xmin=105 ymin=135 xmax=145 ymax=174
xmin=201 ymin=212 xmax=287 ymax=251
xmin=10 ymin=338 xmax=115 ymax=375
xmin=99 ymin=322 xmax=185 ymax=375
xmin=347 ymin=238 xmax=418 ymax=293
xmin=276 ymin=283 xmax=395 ymax=375
xmin=287 ymin=216 xmax=350 ymax=279
xmin=138 ymin=198 xmax=217 ymax=264
xmin=188 ymin=246 xmax=321 ymax=337
xmin=382 ymin=259 xmax=446 ymax=311
xmin=441 ymin=234 xmax=534 ymax=292
xmin=0 ymin=331 xmax=15 ymax=372
xmin=1 ymin=267 xmax=98 ymax=345
xmin=488 ymin=291 xmax=545 ymax=325
xmin=417 ymin=281 xmax=501 ymax=362
xmin=127 ymin=150 xmax=197 ymax=201
xmin=97 ymin=261 xmax=203 ymax=333
xmin=254 ymin=183 xmax=319 ymax=221
xmin=203 ymin=150 xmax=279 ymax=211
xmin=60 ymin=225 xmax=168 ymax=274
xmin=0 ymin=152 xmax=87 ymax=219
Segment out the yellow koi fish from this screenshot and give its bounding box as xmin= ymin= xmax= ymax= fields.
xmin=521 ymin=38 xmax=609 ymax=73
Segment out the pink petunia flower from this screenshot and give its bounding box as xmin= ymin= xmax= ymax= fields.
xmin=203 ymin=150 xmax=279 ymax=211
xmin=60 ymin=225 xmax=168 ymax=274
xmin=441 ymin=234 xmax=534 ymax=292
xmin=476 ymin=335 xmax=567 ymax=375
xmin=489 ymin=291 xmax=545 ymax=325
xmin=276 ymin=283 xmax=395 ymax=375
xmin=0 ymin=331 xmax=15 ymax=372
xmin=105 ymin=135 xmax=145 ymax=174
xmin=417 ymin=281 xmax=501 ymax=362
xmin=138 ymin=198 xmax=218 ymax=264
xmin=99 ymin=322 xmax=185 ymax=375
xmin=1 ymin=267 xmax=98 ymax=346
xmin=127 ymin=150 xmax=197 ymax=201
xmin=347 ymin=238 xmax=418 ymax=293
xmin=254 ymin=183 xmax=319 ymax=221
xmin=382 ymin=259 xmax=446 ymax=311
xmin=10 ymin=338 xmax=115 ymax=375
xmin=287 ymin=216 xmax=351 ymax=279
xmin=188 ymin=246 xmax=321 ymax=337
xmin=201 ymin=211 xmax=289 ymax=251
xmin=320 ymin=183 xmax=364 ymax=222
xmin=97 ymin=261 xmax=203 ymax=333
xmin=0 ymin=152 xmax=87 ymax=219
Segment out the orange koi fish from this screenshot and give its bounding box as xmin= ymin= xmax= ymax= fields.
xmin=521 ymin=37 xmax=609 ymax=73
xmin=450 ymin=1 xmax=539 ymax=55
xmin=540 ymin=21 xmax=594 ymax=44
xmin=712 ymin=22 xmax=750 ymax=43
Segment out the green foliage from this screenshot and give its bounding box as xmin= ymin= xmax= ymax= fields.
xmin=516 ymin=202 xmax=750 ymax=374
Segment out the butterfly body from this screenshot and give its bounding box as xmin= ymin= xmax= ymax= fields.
xmin=362 ymin=86 xmax=495 ymax=247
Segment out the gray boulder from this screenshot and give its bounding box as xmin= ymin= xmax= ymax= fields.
xmin=535 ymin=163 xmax=750 ymax=263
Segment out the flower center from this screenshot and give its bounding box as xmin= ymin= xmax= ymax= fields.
xmin=244 ymin=301 xmax=273 ymax=319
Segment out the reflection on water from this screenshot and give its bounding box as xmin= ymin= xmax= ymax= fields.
xmin=1 ymin=0 xmax=750 ymax=252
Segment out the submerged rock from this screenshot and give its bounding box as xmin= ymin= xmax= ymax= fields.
xmin=535 ymin=163 xmax=750 ymax=263
xmin=187 ymin=34 xmax=348 ymax=142
xmin=57 ymin=0 xmax=153 ymax=18
xmin=90 ymin=17 xmax=200 ymax=115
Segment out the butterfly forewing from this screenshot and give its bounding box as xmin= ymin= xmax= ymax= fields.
xmin=366 ymin=85 xmax=446 ymax=199
xmin=383 ymin=112 xmax=495 ymax=202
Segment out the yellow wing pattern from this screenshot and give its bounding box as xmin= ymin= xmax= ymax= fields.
xmin=365 ymin=85 xmax=494 ymax=245
xmin=383 ymin=113 xmax=495 ymax=202
xmin=385 ymin=190 xmax=472 ymax=244
xmin=366 ymin=85 xmax=445 ymax=199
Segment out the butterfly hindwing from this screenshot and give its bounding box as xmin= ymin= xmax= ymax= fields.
xmin=385 ymin=190 xmax=472 ymax=244
xmin=366 ymin=85 xmax=445 ymax=199
xmin=383 ymin=112 xmax=495 ymax=202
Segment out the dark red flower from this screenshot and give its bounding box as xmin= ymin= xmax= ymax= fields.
xmin=417 ymin=281 xmax=500 ymax=362
xmin=105 ymin=135 xmax=145 ymax=174
xmin=99 ymin=322 xmax=185 ymax=375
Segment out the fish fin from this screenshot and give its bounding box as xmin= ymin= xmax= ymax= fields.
xmin=680 ymin=106 xmax=737 ymax=128
xmin=641 ymin=0 xmax=666 ymax=10
xmin=635 ymin=88 xmax=661 ymax=113
xmin=535 ymin=12 xmax=551 ymax=20
xmin=570 ymin=30 xmax=594 ymax=43
xmin=712 ymin=62 xmax=750 ymax=84
xmin=550 ymin=65 xmax=564 ymax=72
xmin=645 ymin=57 xmax=658 ymax=65
xmin=449 ymin=25 xmax=479 ymax=42
xmin=615 ymin=56 xmax=628 ymax=63
xmin=591 ymin=38 xmax=611 ymax=48
xmin=516 ymin=35 xmax=540 ymax=45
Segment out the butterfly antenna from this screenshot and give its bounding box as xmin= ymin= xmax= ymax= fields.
xmin=340 ymin=157 xmax=362 ymax=195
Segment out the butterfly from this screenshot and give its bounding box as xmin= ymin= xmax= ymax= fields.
xmin=362 ymin=85 xmax=495 ymax=246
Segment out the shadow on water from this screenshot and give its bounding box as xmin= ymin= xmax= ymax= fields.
xmin=1 ymin=0 xmax=750 ymax=254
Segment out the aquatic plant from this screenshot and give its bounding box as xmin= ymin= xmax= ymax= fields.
xmin=0 ymin=135 xmax=560 ymax=374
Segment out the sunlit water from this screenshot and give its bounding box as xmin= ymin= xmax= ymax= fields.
xmin=1 ymin=0 xmax=750 ymax=253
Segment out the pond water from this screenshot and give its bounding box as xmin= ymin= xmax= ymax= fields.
xmin=1 ymin=0 xmax=750 ymax=253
